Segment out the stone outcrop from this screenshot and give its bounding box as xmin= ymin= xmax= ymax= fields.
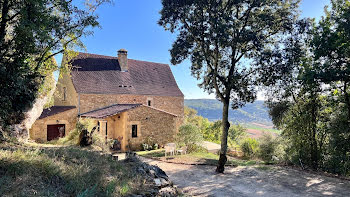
xmin=124 ymin=153 xmax=180 ymax=197
xmin=10 ymin=75 xmax=57 ymax=139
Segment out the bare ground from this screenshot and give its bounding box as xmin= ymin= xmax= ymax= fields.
xmin=142 ymin=158 xmax=350 ymax=197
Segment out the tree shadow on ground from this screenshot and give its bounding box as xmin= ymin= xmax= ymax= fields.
xmin=149 ymin=160 xmax=350 ymax=197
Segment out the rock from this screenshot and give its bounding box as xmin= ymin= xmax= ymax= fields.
xmin=137 ymin=167 xmax=146 ymax=175
xmin=127 ymin=157 xmax=179 ymax=196
xmin=149 ymin=169 xmax=156 ymax=177
xmin=160 ymin=178 xmax=171 ymax=187
xmin=10 ymin=74 xmax=57 ymax=139
xmin=154 ymin=178 xmax=162 ymax=187
xmin=152 ymin=165 xmax=168 ymax=179
xmin=157 ymin=186 xmax=179 ymax=197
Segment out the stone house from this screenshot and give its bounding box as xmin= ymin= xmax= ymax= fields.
xmin=29 ymin=49 xmax=184 ymax=151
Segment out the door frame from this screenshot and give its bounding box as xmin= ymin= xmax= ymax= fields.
xmin=47 ymin=124 xmax=65 ymax=141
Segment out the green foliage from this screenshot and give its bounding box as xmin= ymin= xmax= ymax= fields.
xmin=228 ymin=124 xmax=246 ymax=146
xmin=175 ymin=123 xmax=204 ymax=153
xmin=201 ymin=120 xmax=246 ymax=147
xmin=0 ymin=0 xmax=110 ymax=128
xmin=185 ymin=99 xmax=273 ymax=124
xmin=184 ymin=107 xmax=246 ymax=147
xmin=49 ymin=118 xmax=110 ymax=152
xmin=310 ymin=0 xmax=350 ymax=176
xmin=240 ymin=138 xmax=259 ymax=159
xmin=159 ymin=0 xmax=299 ymax=171
xmin=261 ymin=1 xmax=350 ymax=175
xmin=258 ymin=134 xmax=282 ymax=163
xmin=141 ymin=137 xmax=159 ymax=151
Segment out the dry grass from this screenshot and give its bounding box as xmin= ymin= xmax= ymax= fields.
xmin=0 ymin=142 xmax=151 ymax=197
xmin=137 ymin=149 xmax=260 ymax=166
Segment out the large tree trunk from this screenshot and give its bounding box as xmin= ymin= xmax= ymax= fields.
xmin=216 ymin=99 xmax=230 ymax=173
xmin=0 ymin=0 xmax=9 ymax=44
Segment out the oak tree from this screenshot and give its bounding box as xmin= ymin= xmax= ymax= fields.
xmin=159 ymin=0 xmax=299 ymax=172
xmin=0 ymin=0 xmax=110 ymax=128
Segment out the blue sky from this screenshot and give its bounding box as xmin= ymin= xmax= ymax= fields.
xmin=56 ymin=0 xmax=329 ymax=99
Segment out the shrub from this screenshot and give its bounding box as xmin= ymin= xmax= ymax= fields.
xmin=53 ymin=128 xmax=80 ymax=145
xmin=91 ymin=132 xmax=110 ymax=152
xmin=228 ymin=124 xmax=246 ymax=146
xmin=258 ymin=133 xmax=278 ymax=163
xmin=141 ymin=137 xmax=159 ymax=151
xmin=240 ymin=138 xmax=259 ymax=158
xmin=175 ymin=123 xmax=203 ymax=153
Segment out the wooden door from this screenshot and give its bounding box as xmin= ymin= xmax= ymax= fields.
xmin=47 ymin=124 xmax=65 ymax=141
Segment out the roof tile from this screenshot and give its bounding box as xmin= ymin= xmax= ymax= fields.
xmin=70 ymin=52 xmax=184 ymax=97
xmin=39 ymin=106 xmax=76 ymax=119
xmin=80 ymin=104 xmax=141 ymax=119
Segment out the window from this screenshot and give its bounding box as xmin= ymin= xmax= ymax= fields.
xmin=132 ymin=125 xmax=138 ymax=138
xmin=147 ymin=98 xmax=153 ymax=106
xmin=105 ymin=121 xmax=108 ymax=136
xmin=63 ymin=87 xmax=67 ymax=101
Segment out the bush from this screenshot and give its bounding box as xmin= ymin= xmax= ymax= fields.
xmin=228 ymin=124 xmax=246 ymax=146
xmin=53 ymin=128 xmax=80 ymax=145
xmin=141 ymin=136 xmax=159 ymax=151
xmin=258 ymin=133 xmax=279 ymax=163
xmin=240 ymin=138 xmax=259 ymax=158
xmin=91 ymin=132 xmax=110 ymax=152
xmin=175 ymin=123 xmax=203 ymax=153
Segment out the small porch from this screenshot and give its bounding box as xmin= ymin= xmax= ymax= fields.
xmin=80 ymin=103 xmax=179 ymax=152
xmin=80 ymin=104 xmax=141 ymax=151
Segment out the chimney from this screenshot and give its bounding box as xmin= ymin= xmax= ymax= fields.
xmin=118 ymin=49 xmax=128 ymax=71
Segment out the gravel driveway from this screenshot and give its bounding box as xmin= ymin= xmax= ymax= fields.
xmin=142 ymin=158 xmax=350 ymax=197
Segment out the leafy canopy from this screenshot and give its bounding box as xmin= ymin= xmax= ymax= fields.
xmin=159 ymin=0 xmax=300 ymax=108
xmin=0 ymin=0 xmax=110 ymax=127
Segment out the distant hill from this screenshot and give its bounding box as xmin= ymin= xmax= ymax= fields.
xmin=184 ymin=99 xmax=273 ymax=126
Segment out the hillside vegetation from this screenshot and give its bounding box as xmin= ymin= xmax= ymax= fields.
xmin=185 ymin=99 xmax=272 ymax=125
xmin=0 ymin=142 xmax=155 ymax=197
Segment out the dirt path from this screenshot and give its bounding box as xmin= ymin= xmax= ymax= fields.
xmin=142 ymin=158 xmax=350 ymax=197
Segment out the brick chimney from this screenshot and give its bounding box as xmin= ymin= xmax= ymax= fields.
xmin=118 ymin=49 xmax=128 ymax=71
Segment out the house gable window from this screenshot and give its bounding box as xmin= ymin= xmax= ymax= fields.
xmin=63 ymin=87 xmax=67 ymax=101
xmin=132 ymin=124 xmax=138 ymax=138
xmin=147 ymin=98 xmax=153 ymax=107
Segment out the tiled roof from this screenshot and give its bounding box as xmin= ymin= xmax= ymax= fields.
xmin=70 ymin=52 xmax=184 ymax=97
xmin=80 ymin=104 xmax=142 ymax=119
xmin=79 ymin=104 xmax=178 ymax=119
xmin=39 ymin=106 xmax=76 ymax=119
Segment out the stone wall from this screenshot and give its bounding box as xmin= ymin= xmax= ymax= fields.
xmin=29 ymin=108 xmax=77 ymax=142
xmin=54 ymin=72 xmax=78 ymax=107
xmin=79 ymin=93 xmax=184 ymax=117
xmin=125 ymin=106 xmax=177 ymax=151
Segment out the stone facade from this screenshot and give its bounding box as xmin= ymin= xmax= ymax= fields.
xmin=96 ymin=106 xmax=178 ymax=151
xmin=29 ymin=53 xmax=184 ymax=148
xmin=79 ymin=93 xmax=184 ymax=117
xmin=54 ymin=72 xmax=78 ymax=107
xmin=126 ymin=106 xmax=178 ymax=151
xmin=29 ymin=108 xmax=77 ymax=142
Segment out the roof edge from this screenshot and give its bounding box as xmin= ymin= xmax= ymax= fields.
xmin=39 ymin=106 xmax=76 ymax=119
xmin=75 ymin=92 xmax=184 ymax=97
xmin=79 ymin=103 xmax=142 ymax=118
xmin=138 ymin=105 xmax=178 ymax=117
